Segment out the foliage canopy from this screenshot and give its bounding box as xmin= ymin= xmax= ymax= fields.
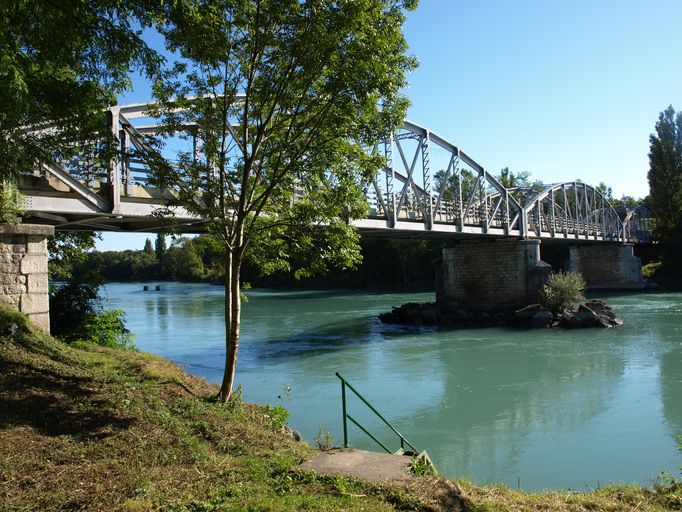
xmin=648 ymin=105 xmax=682 ymax=266
xmin=648 ymin=106 xmax=682 ymax=233
xmin=149 ymin=0 xmax=418 ymax=400
xmin=0 ymin=0 xmax=164 ymax=179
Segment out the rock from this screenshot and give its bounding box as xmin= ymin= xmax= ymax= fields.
xmin=602 ymin=309 xmax=616 ymax=319
xmin=514 ymin=304 xmax=543 ymax=325
xmin=560 ymin=300 xmax=623 ymax=328
xmin=421 ymin=304 xmax=440 ymax=325
xmin=529 ymin=309 xmax=554 ymax=328
xmin=515 ymin=304 xmax=542 ymax=316
xmin=583 ymin=300 xmax=618 ymax=327
xmin=565 ymin=312 xmax=584 ymax=329
xmin=575 ymin=304 xmax=599 ymax=327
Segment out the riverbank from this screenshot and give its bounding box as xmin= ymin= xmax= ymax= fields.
xmin=1 ymin=302 xmax=681 ymax=511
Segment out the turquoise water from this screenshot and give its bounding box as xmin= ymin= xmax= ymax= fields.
xmin=103 ymin=283 xmax=682 ymax=491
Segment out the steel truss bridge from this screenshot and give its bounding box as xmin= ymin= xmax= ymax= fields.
xmin=19 ymin=102 xmax=651 ymax=243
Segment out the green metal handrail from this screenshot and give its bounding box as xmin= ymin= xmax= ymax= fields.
xmin=335 ymin=372 xmax=418 ymax=454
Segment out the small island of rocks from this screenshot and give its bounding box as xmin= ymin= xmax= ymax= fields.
xmin=379 ymin=298 xmax=623 ymax=329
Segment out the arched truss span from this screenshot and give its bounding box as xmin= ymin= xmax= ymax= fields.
xmin=521 ymin=182 xmax=625 ymax=242
xmin=361 ymin=121 xmax=524 ymax=236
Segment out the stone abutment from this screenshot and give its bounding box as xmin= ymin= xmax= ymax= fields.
xmin=0 ymin=224 xmax=53 ymax=331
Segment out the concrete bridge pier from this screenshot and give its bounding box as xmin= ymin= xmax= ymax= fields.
xmin=565 ymin=243 xmax=644 ymax=289
xmin=0 ymin=224 xmax=54 ymax=331
xmin=436 ymin=239 xmax=551 ymax=311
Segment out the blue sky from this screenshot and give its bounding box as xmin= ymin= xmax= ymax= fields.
xmin=98 ymin=0 xmax=682 ymax=251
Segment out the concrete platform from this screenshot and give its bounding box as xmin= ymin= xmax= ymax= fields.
xmin=299 ymin=448 xmax=413 ymax=484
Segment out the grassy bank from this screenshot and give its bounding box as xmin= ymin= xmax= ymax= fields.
xmin=1 ymin=301 xmax=680 ymax=511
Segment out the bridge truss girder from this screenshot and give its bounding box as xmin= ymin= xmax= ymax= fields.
xmin=364 ymin=121 xmax=524 ymax=238
xmin=19 ymin=102 xmax=646 ymax=242
xmin=521 ymin=182 xmax=625 ymax=242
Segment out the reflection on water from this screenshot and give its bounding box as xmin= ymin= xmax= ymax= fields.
xmin=103 ymin=283 xmax=682 ymax=490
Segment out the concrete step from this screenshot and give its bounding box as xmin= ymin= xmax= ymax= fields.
xmin=299 ymin=448 xmax=414 ymax=484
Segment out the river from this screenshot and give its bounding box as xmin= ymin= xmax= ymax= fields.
xmin=102 ymin=282 xmax=682 ymax=491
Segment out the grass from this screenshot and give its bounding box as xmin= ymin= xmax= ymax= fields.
xmin=1 ymin=300 xmax=681 ymax=511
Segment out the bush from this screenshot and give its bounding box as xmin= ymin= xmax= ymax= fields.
xmin=80 ymin=310 xmax=136 ymax=349
xmin=49 ymin=282 xmax=100 ymax=339
xmin=540 ymin=271 xmax=586 ymax=313
xmin=643 ymin=261 xmax=663 ymax=279
xmin=49 ymin=282 xmax=135 ymax=349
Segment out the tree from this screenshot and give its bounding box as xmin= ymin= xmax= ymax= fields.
xmin=595 ymin=182 xmax=613 ymax=203
xmin=155 ymin=233 xmax=167 ymax=261
xmin=614 ymin=195 xmax=643 ymax=210
xmin=648 ymin=105 xmax=682 ymax=240
xmin=495 ymin=167 xmax=543 ymax=207
xmin=0 ymin=180 xmax=24 ymax=223
xmin=150 ymin=0 xmax=417 ymax=401
xmin=162 ymin=238 xmax=205 ymax=281
xmin=498 ymin=167 xmax=532 ymax=189
xmin=48 ymin=231 xmax=100 ymax=281
xmin=0 ymin=1 xmax=164 ymax=180
xmin=434 ymin=168 xmax=477 ymax=214
xmin=144 ymin=238 xmax=154 ymax=254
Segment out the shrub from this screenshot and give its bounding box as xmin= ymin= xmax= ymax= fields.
xmin=642 ymin=261 xmax=662 ymax=279
xmin=315 ymin=428 xmax=334 ymax=450
xmin=49 ymin=282 xmax=135 ymax=349
xmin=49 ymin=282 xmax=100 ymax=339
xmin=80 ymin=309 xmax=136 ymax=349
xmin=267 ymin=405 xmax=289 ymax=428
xmin=540 ymin=271 xmax=586 ymax=313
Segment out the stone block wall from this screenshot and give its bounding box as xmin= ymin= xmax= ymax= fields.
xmin=436 ymin=239 xmax=551 ymax=311
xmin=565 ymin=243 xmax=644 ymax=289
xmin=0 ymin=224 xmax=54 ymax=331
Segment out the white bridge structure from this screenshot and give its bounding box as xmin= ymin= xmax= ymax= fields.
xmin=20 ymin=102 xmax=651 ymax=244
xmin=5 ymin=101 xmax=651 ymax=331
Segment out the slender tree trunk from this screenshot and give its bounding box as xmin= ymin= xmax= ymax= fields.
xmin=218 ymin=248 xmax=234 ymax=401
xmin=218 ymin=235 xmax=244 ymax=402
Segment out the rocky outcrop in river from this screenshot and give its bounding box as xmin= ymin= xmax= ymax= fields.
xmin=379 ymin=299 xmax=623 ymax=329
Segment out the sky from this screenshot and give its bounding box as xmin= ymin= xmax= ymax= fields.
xmin=97 ymin=0 xmax=682 ymax=251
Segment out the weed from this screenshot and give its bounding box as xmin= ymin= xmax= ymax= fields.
xmin=226 ymin=384 xmax=243 ymax=412
xmin=331 ymin=473 xmax=348 ymax=493
xmin=315 ymin=428 xmax=334 ymax=450
xmin=410 ymin=454 xmax=436 ymax=476
xmin=267 ymin=404 xmax=289 ymax=428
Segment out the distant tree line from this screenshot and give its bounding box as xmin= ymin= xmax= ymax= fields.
xmin=79 ymin=233 xmax=442 ymax=289
xmin=88 ymin=234 xmax=224 ymax=282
